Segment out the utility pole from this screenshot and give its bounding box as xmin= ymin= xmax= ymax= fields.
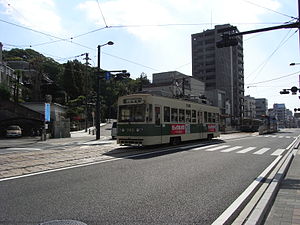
xmin=82 ymin=53 xmax=90 ymax=132
xmin=298 ymin=0 xmax=300 ymax=55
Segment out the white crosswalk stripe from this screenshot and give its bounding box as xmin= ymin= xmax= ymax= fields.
xmin=191 ymin=144 xmax=220 ymax=151
xmin=190 ymin=144 xmax=287 ymax=156
xmin=253 ymin=148 xmax=271 ymax=155
xmin=237 ymin=147 xmax=257 ymax=153
xmin=220 ymin=146 xmax=243 ymax=152
xmin=205 ymin=145 xmax=231 ymax=151
xmin=271 ymin=149 xmax=286 ymax=156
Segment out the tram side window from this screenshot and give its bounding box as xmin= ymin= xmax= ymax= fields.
xmin=171 ymin=108 xmax=178 ymax=122
xmin=148 ymin=104 xmax=153 ymax=122
xmin=212 ymin=113 xmax=216 ymax=122
xmin=208 ymin=112 xmax=212 ymax=122
xmin=204 ymin=111 xmax=208 ymax=123
xmin=198 ymin=111 xmax=203 ymax=124
xmin=192 ymin=110 xmax=196 ymax=123
xmin=216 ymin=113 xmax=219 ymax=122
xmin=179 ymin=109 xmax=185 ymax=123
xmin=186 ymin=110 xmax=191 ymax=123
xmin=164 ymin=106 xmax=170 ymax=122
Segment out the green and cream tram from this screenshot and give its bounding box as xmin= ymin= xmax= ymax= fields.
xmin=117 ymin=94 xmax=220 ymax=146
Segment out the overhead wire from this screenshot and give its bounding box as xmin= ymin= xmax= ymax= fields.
xmin=95 ymin=0 xmax=108 ymax=27
xmin=246 ymin=71 xmax=300 ymax=86
xmin=242 ymin=0 xmax=297 ymax=20
xmin=245 ymin=29 xmax=298 ymax=82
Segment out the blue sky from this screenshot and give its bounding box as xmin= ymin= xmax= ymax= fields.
xmin=0 ymin=0 xmax=299 ymax=112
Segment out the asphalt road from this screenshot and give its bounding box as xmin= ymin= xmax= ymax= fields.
xmin=0 ymin=129 xmax=299 ymax=225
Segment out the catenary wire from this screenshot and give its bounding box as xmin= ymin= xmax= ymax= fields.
xmin=95 ymin=0 xmax=108 ymax=27
xmin=247 ymin=71 xmax=300 ymax=86
xmin=245 ymin=29 xmax=298 ymax=82
xmin=243 ymin=0 xmax=297 ymax=20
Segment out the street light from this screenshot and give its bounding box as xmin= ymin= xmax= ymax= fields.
xmin=95 ymin=41 xmax=114 ymax=140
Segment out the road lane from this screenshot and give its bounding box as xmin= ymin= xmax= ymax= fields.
xmin=0 ymin=129 xmax=299 ymax=225
xmin=0 ymin=141 xmax=279 ymax=224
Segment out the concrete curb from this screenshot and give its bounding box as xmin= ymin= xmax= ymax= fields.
xmin=244 ymin=136 xmax=300 ymax=225
xmin=212 ymin=136 xmax=300 ymax=225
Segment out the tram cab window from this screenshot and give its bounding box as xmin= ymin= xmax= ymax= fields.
xmin=186 ymin=110 xmax=191 ymax=123
xmin=119 ymin=104 xmax=146 ymax=122
xmin=192 ymin=110 xmax=196 ymax=123
xmin=179 ymin=109 xmax=185 ymax=123
xmin=171 ymin=108 xmax=178 ymax=122
xmin=164 ymin=106 xmax=170 ymax=122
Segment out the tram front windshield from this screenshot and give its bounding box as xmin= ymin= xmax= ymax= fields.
xmin=119 ymin=104 xmax=146 ymax=122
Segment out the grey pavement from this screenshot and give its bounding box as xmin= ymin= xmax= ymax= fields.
xmin=2 ymin=130 xmax=299 ymax=224
xmin=265 ymin=147 xmax=300 ymax=225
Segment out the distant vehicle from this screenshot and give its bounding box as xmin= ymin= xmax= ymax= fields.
xmin=6 ymin=125 xmax=22 ymax=138
xmin=259 ymin=115 xmax=278 ymax=135
xmin=117 ymin=93 xmax=220 ymax=146
xmin=111 ymin=122 xmax=117 ymax=139
xmin=240 ymin=118 xmax=262 ymax=132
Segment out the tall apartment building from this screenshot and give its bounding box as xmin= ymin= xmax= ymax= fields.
xmin=191 ymin=24 xmax=244 ymax=125
xmin=273 ymin=103 xmax=286 ymax=128
xmin=244 ymin=95 xmax=256 ymax=118
xmin=255 ymin=98 xmax=268 ymax=118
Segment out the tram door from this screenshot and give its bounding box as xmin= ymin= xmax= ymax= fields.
xmin=155 ymin=105 xmax=162 ymax=143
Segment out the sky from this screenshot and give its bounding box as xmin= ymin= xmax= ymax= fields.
xmin=0 ymin=0 xmax=299 ymax=112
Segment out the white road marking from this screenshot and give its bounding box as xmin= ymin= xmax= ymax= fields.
xmin=236 ymin=147 xmax=256 ymax=154
xmin=3 ymin=147 xmax=42 ymax=151
xmin=205 ymin=145 xmax=230 ymax=151
xmin=220 ymin=146 xmax=243 ymax=152
xmin=253 ymin=148 xmax=271 ymax=155
xmin=271 ymin=149 xmax=286 ymax=156
xmin=191 ymin=144 xmax=220 ymax=151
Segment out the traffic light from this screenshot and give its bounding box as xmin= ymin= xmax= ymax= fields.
xmin=291 ymin=86 xmax=299 ymax=95
xmin=115 ymin=72 xmax=130 ymax=80
xmin=216 ymin=34 xmax=238 ymax=48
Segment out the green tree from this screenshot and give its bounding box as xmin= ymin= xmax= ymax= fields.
xmin=0 ymin=84 xmax=11 ymax=100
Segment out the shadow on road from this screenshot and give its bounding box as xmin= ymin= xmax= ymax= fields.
xmin=103 ymin=139 xmax=225 ymax=160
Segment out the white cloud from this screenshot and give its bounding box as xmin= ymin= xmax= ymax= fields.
xmin=0 ymin=0 xmax=63 ymax=35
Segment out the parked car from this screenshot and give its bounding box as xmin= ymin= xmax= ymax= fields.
xmin=6 ymin=125 xmax=22 ymax=138
xmin=111 ymin=122 xmax=117 ymax=139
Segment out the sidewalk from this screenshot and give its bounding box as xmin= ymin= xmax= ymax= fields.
xmin=264 ymin=149 xmax=300 ymax=225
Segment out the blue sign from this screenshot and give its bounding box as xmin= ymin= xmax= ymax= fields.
xmin=105 ymin=71 xmax=111 ymax=80
xmin=45 ymin=103 xmax=50 ymax=122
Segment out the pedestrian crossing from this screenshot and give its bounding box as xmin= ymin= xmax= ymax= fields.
xmin=191 ymin=144 xmax=286 ymax=156
xmin=256 ymin=135 xmax=297 ymax=139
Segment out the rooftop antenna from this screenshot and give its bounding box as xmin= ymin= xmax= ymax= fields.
xmin=211 ymin=10 xmax=213 ymax=29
